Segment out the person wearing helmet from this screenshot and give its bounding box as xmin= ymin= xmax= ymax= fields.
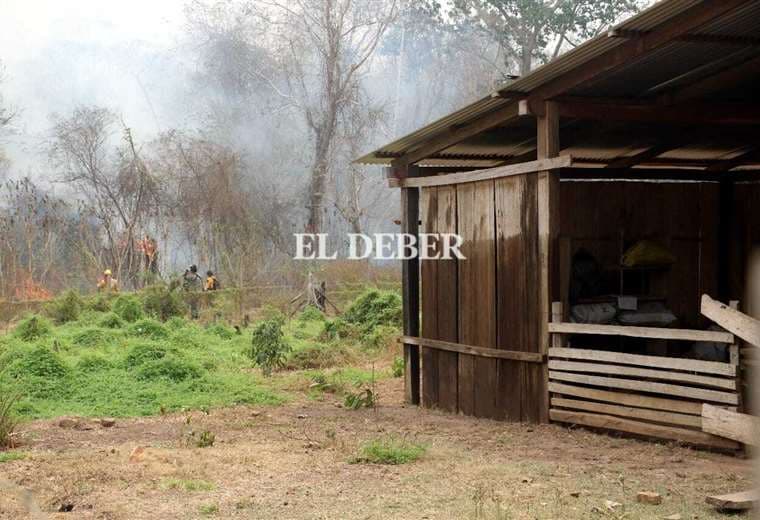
xmin=97 ymin=269 xmax=119 ymax=292
xmin=204 ymin=270 xmax=219 ymax=291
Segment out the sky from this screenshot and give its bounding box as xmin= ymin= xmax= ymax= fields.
xmin=0 ymin=0 xmax=188 ymax=176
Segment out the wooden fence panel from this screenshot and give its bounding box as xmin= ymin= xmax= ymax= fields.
xmin=420 ymin=188 xmax=439 ymax=408
xmin=436 ymin=186 xmax=459 ymax=412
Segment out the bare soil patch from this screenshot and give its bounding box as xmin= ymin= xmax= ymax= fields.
xmin=0 ymin=378 xmax=751 ymax=519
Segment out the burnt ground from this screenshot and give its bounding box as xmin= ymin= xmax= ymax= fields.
xmin=0 ymin=378 xmax=752 ymax=520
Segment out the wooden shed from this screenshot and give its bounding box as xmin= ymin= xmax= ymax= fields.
xmin=357 ymin=0 xmax=760 ymax=447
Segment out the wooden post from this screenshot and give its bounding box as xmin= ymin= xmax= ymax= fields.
xmin=401 ymin=165 xmax=421 ymax=405
xmin=537 ymin=100 xmax=560 ymax=424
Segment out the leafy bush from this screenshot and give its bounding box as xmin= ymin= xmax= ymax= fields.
xmin=165 ymin=316 xmax=188 ymax=331
xmin=319 ymin=317 xmax=360 ymax=342
xmin=76 ymin=355 xmax=113 ymax=373
xmin=207 ymin=323 xmax=234 ymax=340
xmin=112 ymin=294 xmax=143 ymax=323
xmin=98 ymin=312 xmax=124 ymax=329
xmin=362 ymin=324 xmax=398 ymax=350
xmin=344 ymin=385 xmax=375 ymax=410
xmin=135 ymin=356 xmax=201 ymax=382
xmin=298 ymin=306 xmax=325 ymax=322
xmin=72 ymin=327 xmax=110 ymax=347
xmin=3 ymin=345 xmax=70 ymax=380
xmin=350 ymin=436 xmax=427 ymax=465
xmin=13 ymin=315 xmax=52 ymax=342
xmin=86 ymin=293 xmax=113 ymax=312
xmin=342 ymin=289 xmax=402 ymax=336
xmin=391 ymin=356 xmax=404 ymax=378
xmin=129 ymin=319 xmax=169 ymax=340
xmin=124 ymin=342 xmax=176 ymax=369
xmin=285 ymin=343 xmax=353 ymax=370
xmin=248 ymin=317 xmax=290 ymax=376
xmin=45 ymin=290 xmax=83 ymax=324
xmin=0 ymin=391 xmax=20 ymax=448
xmin=142 ymin=285 xmax=186 ymax=321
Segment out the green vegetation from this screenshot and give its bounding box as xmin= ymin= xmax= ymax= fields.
xmin=142 ymin=284 xmax=187 ymax=321
xmin=248 ymin=316 xmax=291 ymax=376
xmin=350 ymin=436 xmax=427 ymax=465
xmin=199 ymin=503 xmax=219 ymax=516
xmin=0 ymin=391 xmax=20 ymax=448
xmin=343 ymin=385 xmax=375 ymax=409
xmin=391 ymin=356 xmax=404 ymax=378
xmin=341 ymin=289 xmax=401 ymax=337
xmin=160 ymin=478 xmax=215 ymax=492
xmin=0 ymin=451 xmax=25 ymax=463
xmin=0 ymin=286 xmax=401 ymax=421
xmin=45 ymin=290 xmax=84 ymax=324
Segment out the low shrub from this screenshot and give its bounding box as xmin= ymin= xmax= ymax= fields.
xmin=86 ymin=293 xmax=113 ymax=312
xmin=3 ymin=345 xmax=70 ymax=380
xmin=72 ymin=327 xmax=111 ymax=347
xmin=344 ymin=385 xmax=375 ymax=410
xmin=98 ymin=312 xmax=124 ymax=329
xmin=298 ymin=306 xmax=325 ymax=322
xmin=45 ymin=290 xmax=83 ymax=324
xmin=76 ymin=355 xmax=113 ymax=373
xmin=142 ymin=285 xmax=186 ymax=321
xmin=129 ymin=319 xmax=169 ymax=340
xmin=112 ymin=294 xmax=143 ymax=323
xmin=124 ymin=342 xmax=176 ymax=369
xmin=285 ymin=343 xmax=352 ymax=370
xmin=165 ymin=316 xmax=188 ymax=331
xmin=135 ymin=355 xmax=201 ymax=382
xmin=248 ymin=317 xmax=290 ymax=376
xmin=391 ymin=356 xmax=404 ymax=378
xmin=342 ymin=289 xmax=401 ymax=336
xmin=362 ymin=324 xmax=398 ymax=350
xmin=319 ymin=318 xmax=360 ymax=342
xmin=0 ymin=391 xmax=20 ymax=448
xmin=0 ymin=451 xmax=24 ymax=463
xmin=13 ymin=315 xmax=52 ymax=342
xmin=349 ymin=436 xmax=427 ymax=465
xmin=206 ymin=323 xmax=234 ymax=340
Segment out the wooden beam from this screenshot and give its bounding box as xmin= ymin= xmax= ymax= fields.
xmin=666 ymin=54 xmax=760 ymax=103
xmin=605 ymin=140 xmax=686 ymax=169
xmin=550 ymin=409 xmax=740 ymax=449
xmin=555 ymin=99 xmax=760 ymax=125
xmin=701 ymin=294 xmax=760 ymax=347
xmin=609 ymin=28 xmax=760 ymax=48
xmin=559 ymin=168 xmax=736 ymax=183
xmin=390 ymin=103 xmax=520 ymax=170
xmin=549 ymin=359 xmax=736 ymax=390
xmin=706 ymin=147 xmax=760 ymax=172
xmin=552 ymin=397 xmax=702 ymax=428
xmin=549 ymin=347 xmax=736 ymax=377
xmin=504 ymin=0 xmax=753 ymax=102
xmin=549 ymin=371 xmax=739 ymax=405
xmin=387 ymin=156 xmax=572 ymax=188
xmin=398 ymin=336 xmax=545 ymax=363
xmin=548 ymin=322 xmax=734 ymax=344
xmin=702 ymin=404 xmax=760 ymax=446
xmin=549 ymin=382 xmax=704 ymax=415
xmin=401 ymin=165 xmax=420 ymax=405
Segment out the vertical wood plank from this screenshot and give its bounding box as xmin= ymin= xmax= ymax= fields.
xmin=457 ymin=180 xmax=497 ymax=418
xmin=436 ymin=186 xmax=459 ymax=412
xmin=420 ymin=187 xmax=439 ymax=408
xmin=401 ymin=181 xmax=421 ymax=405
xmin=495 ymin=174 xmax=540 ymax=421
xmin=535 ymin=100 xmax=560 ymax=424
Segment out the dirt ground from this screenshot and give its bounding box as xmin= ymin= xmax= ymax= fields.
xmin=0 ymin=378 xmax=753 ymax=520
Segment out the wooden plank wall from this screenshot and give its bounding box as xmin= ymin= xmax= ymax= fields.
xmin=420 ymin=175 xmax=544 ymax=421
xmin=559 ymin=182 xmax=719 ymax=328
xmin=548 ymin=347 xmax=741 ymax=449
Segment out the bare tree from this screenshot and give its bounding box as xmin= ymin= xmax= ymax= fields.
xmin=49 ymin=106 xmax=162 ymax=287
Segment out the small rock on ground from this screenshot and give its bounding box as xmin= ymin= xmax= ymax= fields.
xmin=637 ymin=491 xmax=663 ymax=505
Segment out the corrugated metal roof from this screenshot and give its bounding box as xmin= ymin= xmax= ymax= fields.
xmin=356 ymin=0 xmax=760 ymax=166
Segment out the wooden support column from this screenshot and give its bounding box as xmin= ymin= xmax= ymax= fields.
xmin=536 ymin=100 xmax=560 ymax=424
xmin=401 ymin=165 xmax=421 ymax=405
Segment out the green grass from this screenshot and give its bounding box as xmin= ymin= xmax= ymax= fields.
xmin=350 ymin=436 xmax=428 ymax=465
xmin=199 ymin=503 xmax=219 ymax=515
xmin=0 ymin=451 xmax=25 ymax=463
xmin=0 ymin=287 xmax=400 ymax=421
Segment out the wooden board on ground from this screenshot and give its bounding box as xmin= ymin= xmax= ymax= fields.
xmin=701 ymin=294 xmax=760 ymax=348
xmin=548 ymin=347 xmax=736 ymax=377
xmin=702 ymin=404 xmax=760 ymax=446
xmin=550 ymin=409 xmax=739 ymax=449
xmin=705 ymin=489 xmax=759 ymax=511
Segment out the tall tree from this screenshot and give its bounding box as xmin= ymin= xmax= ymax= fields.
xmin=451 ymin=0 xmax=648 ymax=76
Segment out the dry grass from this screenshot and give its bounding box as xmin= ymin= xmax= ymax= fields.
xmin=0 ymin=377 xmax=751 ymax=519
